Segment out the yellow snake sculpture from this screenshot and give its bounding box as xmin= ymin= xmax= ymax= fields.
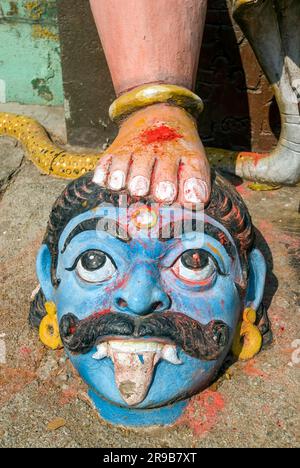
xmin=0 ymin=112 xmax=99 ymax=179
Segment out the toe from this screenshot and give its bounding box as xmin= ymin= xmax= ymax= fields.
xmin=178 ymin=154 xmax=211 ymax=205
xmin=93 ymin=153 xmax=112 ymax=186
xmin=128 ymin=152 xmax=155 ymax=197
xmin=108 ymin=153 xmax=131 ymax=190
xmin=152 ymin=155 xmax=179 ymax=204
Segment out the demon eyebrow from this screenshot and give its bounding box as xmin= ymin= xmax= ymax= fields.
xmin=61 ymin=217 xmax=130 ymax=253
xmin=159 ymin=219 xmax=235 ymax=258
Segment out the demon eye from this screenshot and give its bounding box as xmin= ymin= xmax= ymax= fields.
xmin=76 ymin=250 xmax=116 ymax=283
xmin=172 ymin=249 xmax=216 ymax=284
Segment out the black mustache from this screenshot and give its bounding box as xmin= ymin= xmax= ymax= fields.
xmin=59 ymin=311 xmax=230 ymax=361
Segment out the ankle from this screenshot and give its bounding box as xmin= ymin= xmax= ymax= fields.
xmin=119 ymin=103 xmax=198 ymax=140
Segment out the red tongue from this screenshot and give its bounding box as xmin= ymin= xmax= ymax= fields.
xmin=112 ymin=351 xmax=157 ymax=406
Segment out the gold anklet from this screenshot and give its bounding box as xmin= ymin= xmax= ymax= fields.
xmin=232 ymin=0 xmax=257 ymax=12
xmin=109 ymin=84 xmax=204 ymax=123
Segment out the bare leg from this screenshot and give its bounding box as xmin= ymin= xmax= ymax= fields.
xmin=90 ymin=0 xmax=207 ymax=95
xmin=232 ymin=0 xmax=300 ymax=185
xmin=89 ymin=0 xmax=210 ymax=204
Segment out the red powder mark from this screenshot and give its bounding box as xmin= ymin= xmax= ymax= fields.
xmin=258 ymin=219 xmax=274 ymax=232
xmin=104 ymin=273 xmax=130 ymax=296
xmin=262 ymin=404 xmax=271 ymax=416
xmin=114 ymin=273 xmax=130 ymax=290
xmin=176 ymin=389 xmax=225 ymax=437
xmin=0 ymin=368 xmax=36 ymax=407
xmin=141 ymin=125 xmax=182 ymax=145
xmin=258 ymin=220 xmax=300 ymax=249
xmin=59 ymin=388 xmax=78 ymax=406
xmin=257 ymin=219 xmax=275 ymax=244
xmin=243 ymin=359 xmax=269 ymax=379
xmin=235 ymin=183 xmax=251 ymax=197
xmin=19 ymin=346 xmax=32 ymax=357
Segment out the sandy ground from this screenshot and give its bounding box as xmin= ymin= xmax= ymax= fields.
xmin=0 ymin=104 xmax=299 ymax=448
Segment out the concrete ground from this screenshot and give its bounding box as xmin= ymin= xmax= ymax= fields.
xmin=0 ymin=104 xmax=299 ymax=448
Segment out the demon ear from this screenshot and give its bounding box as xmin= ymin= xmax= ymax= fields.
xmin=232 ymin=248 xmax=267 ymax=361
xmin=36 ymin=244 xmax=55 ymax=301
xmin=245 ymin=248 xmax=266 ymax=311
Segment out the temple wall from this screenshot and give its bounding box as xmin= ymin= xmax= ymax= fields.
xmin=0 ymin=0 xmax=63 ymax=105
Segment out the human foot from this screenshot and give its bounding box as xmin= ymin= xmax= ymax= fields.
xmin=93 ymin=104 xmax=211 ymax=204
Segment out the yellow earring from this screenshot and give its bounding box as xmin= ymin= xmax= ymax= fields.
xmin=39 ymin=302 xmax=63 ymax=350
xmin=232 ymin=307 xmax=262 ymax=361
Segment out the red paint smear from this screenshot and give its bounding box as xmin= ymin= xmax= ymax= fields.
xmin=238 ymin=151 xmax=270 ymax=167
xmin=104 ymin=273 xmax=130 ymax=295
xmin=80 ymin=309 xmax=111 ymax=325
xmin=243 ymin=359 xmax=269 ymax=379
xmin=176 ymin=389 xmax=225 ymax=437
xmin=141 ymin=125 xmax=182 ymax=145
xmin=178 ymin=160 xmax=185 ymax=176
xmin=113 ymin=273 xmax=131 ymax=291
xmin=90 ymin=309 xmax=111 ymax=319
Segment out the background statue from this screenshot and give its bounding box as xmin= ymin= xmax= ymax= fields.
xmin=232 ymin=0 xmax=300 ymax=184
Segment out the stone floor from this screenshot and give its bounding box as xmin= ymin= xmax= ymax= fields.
xmin=0 ymin=104 xmax=299 ymax=448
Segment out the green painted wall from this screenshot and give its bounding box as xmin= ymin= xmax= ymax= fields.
xmin=0 ymin=0 xmax=63 ymax=105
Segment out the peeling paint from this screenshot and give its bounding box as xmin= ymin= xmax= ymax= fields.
xmin=0 ymin=0 xmax=63 ymax=105
xmin=7 ymin=1 xmax=18 ymax=17
xmin=31 ymin=77 xmax=53 ymax=102
xmin=25 ymin=1 xmax=44 ymax=21
xmin=32 ymin=25 xmax=58 ymax=41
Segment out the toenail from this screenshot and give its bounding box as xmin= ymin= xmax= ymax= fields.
xmin=109 ymin=170 xmax=126 ymax=190
xmin=93 ymin=167 xmax=107 ymax=186
xmin=129 ymin=176 xmax=150 ymax=196
xmin=184 ymin=178 xmax=208 ymax=203
xmin=155 ymin=181 xmax=176 ymax=202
